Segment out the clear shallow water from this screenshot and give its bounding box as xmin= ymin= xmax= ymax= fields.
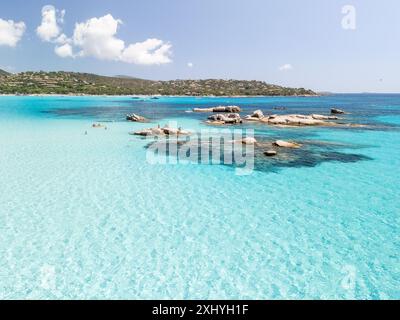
xmin=0 ymin=95 xmax=399 ymax=299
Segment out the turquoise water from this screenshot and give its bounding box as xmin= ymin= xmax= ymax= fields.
xmin=0 ymin=95 xmax=399 ymax=299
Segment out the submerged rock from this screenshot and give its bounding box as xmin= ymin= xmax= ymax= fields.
xmin=126 ymin=113 xmax=148 ymax=122
xmin=273 ymin=140 xmax=301 ymax=148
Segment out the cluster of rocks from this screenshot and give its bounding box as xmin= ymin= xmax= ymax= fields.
xmin=193 ymin=106 xmax=241 ymax=113
xmin=131 ymin=126 xmax=191 ymax=137
xmin=126 ymin=113 xmax=148 ymax=122
xmin=243 ymin=109 xmax=340 ymax=126
xmin=206 ymin=113 xmax=242 ymax=125
xmin=264 ymin=114 xmax=339 ymax=126
xmin=198 ymin=106 xmax=350 ymax=127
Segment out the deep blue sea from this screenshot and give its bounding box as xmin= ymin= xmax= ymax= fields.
xmin=0 ymin=94 xmax=399 ymax=299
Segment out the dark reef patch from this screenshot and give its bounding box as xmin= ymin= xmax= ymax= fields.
xmin=141 ymin=135 xmax=373 ymax=174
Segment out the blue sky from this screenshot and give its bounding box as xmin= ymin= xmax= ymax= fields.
xmin=0 ymin=0 xmax=399 ymax=92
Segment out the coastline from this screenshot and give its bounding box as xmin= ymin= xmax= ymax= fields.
xmin=0 ymin=93 xmax=321 ymax=98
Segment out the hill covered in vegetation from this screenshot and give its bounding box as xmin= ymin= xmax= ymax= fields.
xmin=0 ymin=70 xmax=316 ymax=96
xmin=0 ymin=69 xmax=10 ymax=77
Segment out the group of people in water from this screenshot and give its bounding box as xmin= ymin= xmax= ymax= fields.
xmin=85 ymin=123 xmax=108 ymax=135
xmin=85 ymin=123 xmax=182 ymax=135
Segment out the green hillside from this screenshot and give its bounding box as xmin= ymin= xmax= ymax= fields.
xmin=0 ymin=70 xmax=316 ymax=96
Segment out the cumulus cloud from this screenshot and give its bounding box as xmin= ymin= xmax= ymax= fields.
xmin=72 ymin=14 xmax=171 ymax=65
xmin=55 ymin=43 xmax=74 ymax=58
xmin=36 ymin=6 xmax=172 ymax=65
xmin=121 ymin=38 xmax=172 ymax=65
xmin=72 ymin=14 xmax=125 ymax=61
xmin=37 ymin=5 xmax=65 ymax=42
xmin=279 ymin=64 xmax=293 ymax=71
xmin=0 ymin=18 xmax=26 ymax=47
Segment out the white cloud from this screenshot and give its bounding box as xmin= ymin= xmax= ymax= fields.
xmin=55 ymin=43 xmax=74 ymax=58
xmin=121 ymin=38 xmax=172 ymax=65
xmin=279 ymin=64 xmax=293 ymax=71
xmin=37 ymin=7 xmax=172 ymax=66
xmin=37 ymin=5 xmax=64 ymax=42
xmin=0 ymin=18 xmax=26 ymax=47
xmin=72 ymin=14 xmax=125 ymax=61
xmin=72 ymin=15 xmax=172 ymax=65
xmin=187 ymin=62 xmax=193 ymax=68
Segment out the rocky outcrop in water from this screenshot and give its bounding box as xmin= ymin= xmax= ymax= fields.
xmin=331 ymin=108 xmax=346 ymax=114
xmin=206 ymin=113 xmax=242 ymax=125
xmin=194 ymin=106 xmax=241 ymax=113
xmin=264 ymin=150 xmax=277 ymax=156
xmin=311 ymin=114 xmax=339 ymax=120
xmin=242 ymin=111 xmax=343 ymax=126
xmin=241 ymin=137 xmax=258 ymax=145
xmin=262 ymin=114 xmax=327 ymax=126
xmin=131 ymin=126 xmax=191 ymax=136
xmin=273 ymin=140 xmax=301 ymax=148
xmin=245 ymin=110 xmax=264 ymax=121
xmin=126 ymin=113 xmax=148 ymax=122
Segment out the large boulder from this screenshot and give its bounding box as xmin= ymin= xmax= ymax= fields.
xmin=241 ymin=137 xmax=257 ymax=145
xmin=251 ymin=110 xmax=264 ymax=119
xmin=273 ymin=140 xmax=301 ymax=148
